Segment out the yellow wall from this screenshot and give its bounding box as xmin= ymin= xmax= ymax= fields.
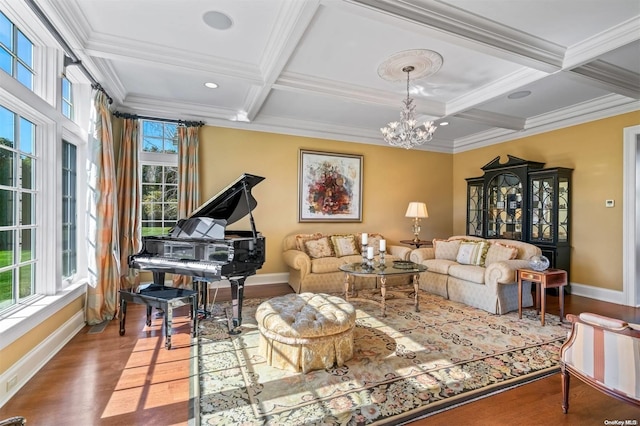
xmin=198 ymin=127 xmax=453 ymax=274
xmin=453 ymin=111 xmax=640 ymax=291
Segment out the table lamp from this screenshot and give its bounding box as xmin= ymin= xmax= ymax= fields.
xmin=405 ymin=202 xmax=428 ymax=243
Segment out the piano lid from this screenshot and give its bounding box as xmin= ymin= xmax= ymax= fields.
xmin=189 ymin=173 xmax=265 ymax=225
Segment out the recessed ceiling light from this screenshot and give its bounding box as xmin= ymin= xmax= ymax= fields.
xmin=204 ymin=82 xmax=218 ymax=89
xmin=203 ymin=11 xmax=233 ymax=30
xmin=508 ymin=90 xmax=531 ymax=99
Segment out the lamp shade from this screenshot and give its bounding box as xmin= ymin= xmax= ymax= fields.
xmin=405 ymin=202 xmax=428 ymax=218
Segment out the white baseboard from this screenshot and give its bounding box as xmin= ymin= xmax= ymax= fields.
xmin=205 ymin=272 xmax=289 ymax=288
xmin=0 ymin=309 xmax=85 ymax=408
xmin=569 ymin=281 xmax=627 ymax=305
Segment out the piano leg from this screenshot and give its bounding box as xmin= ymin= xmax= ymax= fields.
xmin=153 ymin=271 xmax=165 ymax=285
xmin=194 ymin=280 xmax=210 ymax=317
xmin=164 ymin=304 xmax=173 ymax=350
xmin=228 ymin=277 xmax=246 ymax=335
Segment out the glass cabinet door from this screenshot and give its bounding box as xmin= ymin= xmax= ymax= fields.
xmin=529 ymin=171 xmax=570 ymax=244
xmin=530 ymin=175 xmax=555 ymax=242
xmin=486 ymin=173 xmax=523 ymax=239
xmin=466 ymin=179 xmax=483 ymax=236
xmin=558 ymin=176 xmax=569 ymax=243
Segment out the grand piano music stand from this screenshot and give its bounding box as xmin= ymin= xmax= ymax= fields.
xmin=119 ymin=283 xmax=198 ymax=350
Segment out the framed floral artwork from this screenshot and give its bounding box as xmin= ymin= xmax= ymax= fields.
xmin=298 ymin=149 xmax=363 ymax=222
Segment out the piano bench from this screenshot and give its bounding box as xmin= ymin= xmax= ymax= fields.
xmin=256 ymin=293 xmax=356 ymax=373
xmin=118 ymin=284 xmax=199 ymax=349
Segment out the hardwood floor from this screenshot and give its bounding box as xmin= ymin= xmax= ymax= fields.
xmin=1 ymin=284 xmax=638 ymax=425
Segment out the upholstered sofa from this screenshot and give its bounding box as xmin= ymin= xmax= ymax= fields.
xmin=409 ymin=235 xmax=541 ymax=314
xmin=282 ymin=232 xmax=411 ymax=294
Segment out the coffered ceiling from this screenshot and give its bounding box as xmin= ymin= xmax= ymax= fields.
xmin=34 ymin=0 xmax=640 ymax=152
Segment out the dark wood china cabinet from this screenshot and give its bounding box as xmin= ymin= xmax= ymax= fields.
xmin=466 ymin=155 xmax=572 ymax=280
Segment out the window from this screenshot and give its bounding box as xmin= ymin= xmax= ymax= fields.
xmin=0 ymin=105 xmax=36 ymax=311
xmin=61 ymin=76 xmax=73 ymax=120
xmin=141 ymin=120 xmax=178 ymax=236
xmin=62 ymin=141 xmax=76 ymax=279
xmin=0 ymin=11 xmax=34 ymax=90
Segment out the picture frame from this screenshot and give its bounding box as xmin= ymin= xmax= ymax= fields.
xmin=298 ymin=149 xmax=363 ymax=222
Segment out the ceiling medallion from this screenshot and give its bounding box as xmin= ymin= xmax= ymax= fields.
xmin=378 ymin=50 xmax=443 ymax=149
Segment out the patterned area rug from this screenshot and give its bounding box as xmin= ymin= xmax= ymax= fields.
xmin=198 ymin=287 xmax=569 ymax=425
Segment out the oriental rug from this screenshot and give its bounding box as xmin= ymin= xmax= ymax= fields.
xmin=198 ymin=287 xmax=569 ymax=425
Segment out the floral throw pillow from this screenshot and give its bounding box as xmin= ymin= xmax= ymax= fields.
xmin=456 ymin=241 xmax=490 ymax=266
xmin=485 ymin=242 xmax=519 ymax=265
xmin=433 ymin=239 xmax=462 ymax=261
xmin=304 ymin=237 xmax=334 ymax=259
xmin=331 ymin=234 xmax=358 ymax=257
xmin=295 ymin=233 xmax=323 ymax=252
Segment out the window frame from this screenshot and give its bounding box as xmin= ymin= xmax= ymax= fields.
xmin=0 ymin=10 xmax=35 ymax=90
xmin=140 ymin=120 xmax=179 ymax=237
xmin=0 ymin=3 xmax=91 ymax=344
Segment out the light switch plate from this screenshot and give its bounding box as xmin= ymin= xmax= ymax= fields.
xmin=605 ymin=200 xmax=615 ymax=207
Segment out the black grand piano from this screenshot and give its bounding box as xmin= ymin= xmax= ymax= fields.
xmin=127 ymin=173 xmax=266 ymax=338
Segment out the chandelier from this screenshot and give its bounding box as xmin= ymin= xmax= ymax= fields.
xmin=380 ymin=65 xmax=437 ymax=149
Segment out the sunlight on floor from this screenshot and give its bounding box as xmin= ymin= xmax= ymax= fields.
xmin=101 ymin=316 xmax=192 ymax=419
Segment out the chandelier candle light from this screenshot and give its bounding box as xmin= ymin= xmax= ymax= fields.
xmin=405 ymin=202 xmax=429 ymax=243
xmin=378 ymin=49 xmax=443 ymax=149
xmin=381 ymin=66 xmax=437 ymax=149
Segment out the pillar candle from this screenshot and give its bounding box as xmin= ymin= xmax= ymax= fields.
xmin=362 ymin=233 xmax=368 ymax=245
xmin=379 ymin=239 xmax=386 ymax=251
xmin=367 ymin=246 xmax=374 ymax=259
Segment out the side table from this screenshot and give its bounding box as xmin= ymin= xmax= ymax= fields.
xmin=400 ymin=239 xmax=433 ymax=249
xmin=517 ymin=268 xmax=567 ymax=326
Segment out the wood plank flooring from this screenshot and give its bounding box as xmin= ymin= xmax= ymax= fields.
xmin=1 ymin=283 xmax=638 ymax=425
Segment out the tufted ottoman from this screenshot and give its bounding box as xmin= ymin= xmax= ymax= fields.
xmin=256 ymin=292 xmax=356 ymax=373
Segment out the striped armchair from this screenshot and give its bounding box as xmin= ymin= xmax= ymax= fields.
xmin=560 ymin=313 xmax=640 ymax=413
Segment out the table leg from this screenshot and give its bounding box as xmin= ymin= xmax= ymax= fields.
xmin=518 ymin=274 xmax=523 ymax=319
xmin=380 ymin=276 xmax=387 ymax=317
xmin=559 ymin=283 xmax=565 ymax=323
xmin=540 ymin=282 xmax=547 ymax=326
xmin=413 ymin=273 xmax=420 ymax=312
xmin=344 ymin=273 xmax=351 ymax=301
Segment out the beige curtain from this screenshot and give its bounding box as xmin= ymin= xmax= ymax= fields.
xmin=116 ymin=118 xmax=141 ymax=290
xmin=173 ymin=125 xmax=201 ymax=287
xmin=86 ymin=90 xmax=120 ymax=325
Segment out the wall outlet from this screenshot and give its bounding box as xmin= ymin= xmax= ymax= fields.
xmin=6 ymin=375 xmax=17 ymax=391
xmin=605 ymin=200 xmax=615 ymax=208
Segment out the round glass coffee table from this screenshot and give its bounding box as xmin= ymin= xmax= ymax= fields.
xmin=339 ymin=261 xmax=427 ymax=317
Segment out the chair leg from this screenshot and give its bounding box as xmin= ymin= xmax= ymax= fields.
xmin=561 ymin=366 xmax=570 ymax=414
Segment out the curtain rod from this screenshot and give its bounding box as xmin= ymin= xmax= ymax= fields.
xmin=113 ymin=111 xmax=204 ymax=127
xmin=25 ymin=0 xmax=113 ymax=104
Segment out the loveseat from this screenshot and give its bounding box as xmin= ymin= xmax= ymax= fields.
xmin=409 ymin=235 xmax=541 ymax=314
xmin=283 ymin=232 xmax=411 ymax=294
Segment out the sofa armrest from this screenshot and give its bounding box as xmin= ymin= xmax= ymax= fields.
xmin=485 ymin=259 xmax=533 ymax=285
xmin=409 ymin=247 xmax=435 ymax=264
xmin=388 ymin=245 xmax=411 ymax=261
xmin=282 ymin=249 xmax=311 ymax=276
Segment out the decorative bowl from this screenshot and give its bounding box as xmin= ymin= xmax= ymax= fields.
xmin=393 ymin=261 xmax=416 ymax=270
xmin=529 ymin=255 xmax=550 ymax=271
